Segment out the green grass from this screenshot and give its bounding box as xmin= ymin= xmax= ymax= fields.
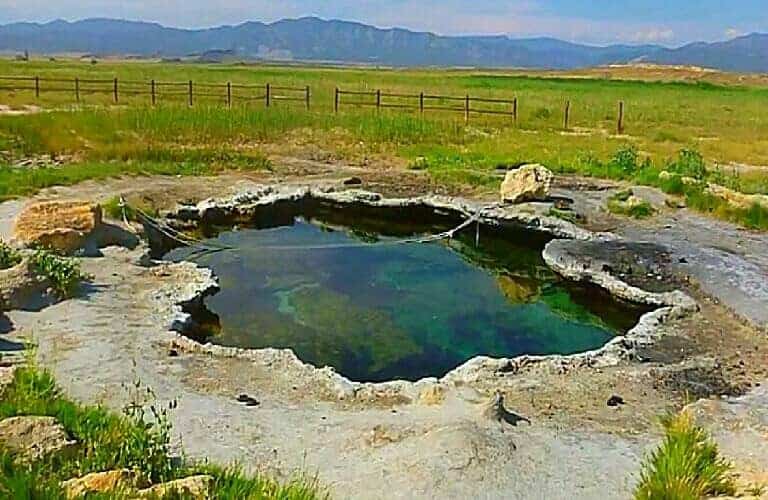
xmin=0 ymin=363 xmax=326 ymax=499
xmin=635 ymin=410 xmax=736 ymax=500
xmin=0 ymin=159 xmax=270 ymax=201
xmin=607 ymin=189 xmax=655 ymax=219
xmin=0 ymin=59 xmax=767 ymax=230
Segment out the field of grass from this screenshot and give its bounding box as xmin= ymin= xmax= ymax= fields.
xmin=0 ymin=58 xmax=767 ymax=228
xmin=0 ymin=362 xmax=324 ymax=499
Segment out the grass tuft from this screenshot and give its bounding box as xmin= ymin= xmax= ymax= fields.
xmin=0 ymin=364 xmax=326 ymax=499
xmin=635 ymin=410 xmax=736 ymax=500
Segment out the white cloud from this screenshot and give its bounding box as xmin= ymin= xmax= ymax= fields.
xmin=724 ymin=28 xmax=743 ymax=39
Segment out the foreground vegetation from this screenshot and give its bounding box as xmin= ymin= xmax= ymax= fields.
xmin=0 ymin=363 xmax=325 ymax=499
xmin=0 ymin=59 xmax=766 ymax=230
xmin=635 ymin=410 xmax=736 ymax=500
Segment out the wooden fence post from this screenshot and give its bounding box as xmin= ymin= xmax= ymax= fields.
xmin=564 ymin=100 xmax=570 ymax=130
xmin=151 ymin=80 xmax=156 ymax=106
xmin=513 ymin=97 xmax=518 ymax=125
xmin=74 ymin=78 xmax=80 ymax=103
xmin=226 ymin=82 xmax=232 ymax=108
xmin=334 ymin=88 xmax=339 ymax=113
xmin=34 ymin=76 xmax=40 ymax=98
xmin=376 ymin=89 xmax=381 ymax=112
xmin=419 ymin=92 xmax=424 ymax=115
xmin=617 ymin=101 xmax=625 ymax=135
xmin=188 ymin=80 xmax=193 ymax=107
xmin=265 ymin=83 xmax=271 ymax=108
xmin=113 ymin=78 xmax=118 ymax=104
xmin=305 ymin=85 xmax=310 ymax=110
xmin=465 ymin=94 xmax=470 ymax=124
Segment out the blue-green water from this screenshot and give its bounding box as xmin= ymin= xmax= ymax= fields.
xmin=168 ymin=205 xmax=648 ymax=382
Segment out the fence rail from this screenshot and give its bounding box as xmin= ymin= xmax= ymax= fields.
xmin=0 ymin=75 xmax=627 ymax=132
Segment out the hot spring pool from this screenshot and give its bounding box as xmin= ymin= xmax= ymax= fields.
xmin=167 ymin=202 xmax=649 ymax=382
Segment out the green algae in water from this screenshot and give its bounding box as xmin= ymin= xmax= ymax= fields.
xmin=167 ymin=206 xmax=650 ymax=382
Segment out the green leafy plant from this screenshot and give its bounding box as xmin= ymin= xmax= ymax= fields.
xmin=0 ymin=241 xmax=21 ymax=270
xmin=635 ymin=410 xmax=736 ymax=500
xmin=667 ymin=148 xmax=707 ymax=180
xmin=29 ymin=249 xmax=89 ymax=298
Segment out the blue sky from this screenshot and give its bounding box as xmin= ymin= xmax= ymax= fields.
xmin=0 ymin=0 xmax=765 ymax=45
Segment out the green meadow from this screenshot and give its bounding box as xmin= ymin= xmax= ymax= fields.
xmin=0 ymin=58 xmax=766 ymax=227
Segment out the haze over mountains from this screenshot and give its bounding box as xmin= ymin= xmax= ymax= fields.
xmin=1 ymin=17 xmax=767 ymax=73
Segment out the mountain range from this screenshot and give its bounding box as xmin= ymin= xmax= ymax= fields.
xmin=0 ymin=17 xmax=767 ymax=73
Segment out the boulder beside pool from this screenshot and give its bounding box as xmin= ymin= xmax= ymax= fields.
xmin=13 ymin=200 xmax=102 ymax=254
xmin=500 ymin=164 xmax=554 ymax=204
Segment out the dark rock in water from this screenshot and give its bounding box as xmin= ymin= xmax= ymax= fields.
xmin=607 ymin=395 xmax=625 ymax=407
xmin=343 ymin=177 xmax=363 ymax=186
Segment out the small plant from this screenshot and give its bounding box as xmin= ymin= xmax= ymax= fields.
xmin=635 ymin=410 xmax=736 ymax=500
xmin=532 ymin=107 xmax=552 ymax=120
xmin=408 ymin=156 xmax=430 ymax=170
xmin=0 ymin=241 xmax=21 ymax=270
xmin=609 ymin=145 xmax=651 ymax=177
xmin=547 ymin=207 xmax=581 ymax=224
xmin=29 ymin=249 xmax=89 ymax=298
xmin=607 ymin=189 xmax=655 ymax=219
xmin=102 ymin=196 xmax=159 ymax=222
xmin=667 ymin=148 xmax=707 ymax=180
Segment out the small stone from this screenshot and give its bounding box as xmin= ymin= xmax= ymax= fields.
xmin=168 ymin=349 xmax=179 ymax=357
xmin=135 ymin=475 xmax=213 ymax=499
xmin=236 ymin=394 xmax=260 ymax=406
xmin=0 ymin=416 xmax=76 ymax=461
xmin=607 ymin=395 xmax=625 ymax=407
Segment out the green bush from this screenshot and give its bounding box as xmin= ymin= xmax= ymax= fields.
xmin=635 ymin=410 xmax=735 ymax=500
xmin=667 ymin=149 xmax=707 ymax=180
xmin=29 ymin=249 xmax=89 ymax=298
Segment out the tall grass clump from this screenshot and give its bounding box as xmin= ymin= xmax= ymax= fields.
xmin=635 ymin=410 xmax=735 ymax=500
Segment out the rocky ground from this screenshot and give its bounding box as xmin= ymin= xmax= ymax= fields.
xmin=0 ymin=159 xmax=767 ymax=499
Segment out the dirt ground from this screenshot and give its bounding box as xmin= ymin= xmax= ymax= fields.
xmin=1 ymin=157 xmax=767 ymax=499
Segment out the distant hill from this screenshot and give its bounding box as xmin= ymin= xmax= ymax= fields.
xmin=0 ymin=17 xmax=766 ymax=72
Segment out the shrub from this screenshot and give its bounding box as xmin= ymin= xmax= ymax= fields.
xmin=667 ymin=149 xmax=707 ymax=180
xmin=0 ymin=241 xmax=21 ymax=270
xmin=29 ymin=249 xmax=89 ymax=298
xmin=532 ymin=107 xmax=552 ymax=120
xmin=635 ymin=410 xmax=735 ymax=500
xmin=609 ymin=145 xmax=651 ymax=177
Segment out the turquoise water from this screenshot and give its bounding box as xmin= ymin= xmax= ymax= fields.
xmin=167 ymin=204 xmax=648 ymax=382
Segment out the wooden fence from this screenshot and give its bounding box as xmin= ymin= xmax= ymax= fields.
xmin=334 ymin=88 xmax=519 ymax=124
xmin=0 ymin=75 xmax=626 ymax=133
xmin=0 ymin=76 xmax=310 ymax=109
